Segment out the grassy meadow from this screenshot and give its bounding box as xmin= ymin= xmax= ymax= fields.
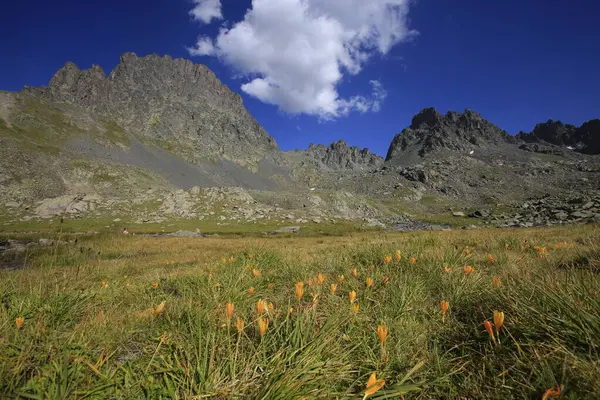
xmin=1 ymin=224 xmax=600 ymax=399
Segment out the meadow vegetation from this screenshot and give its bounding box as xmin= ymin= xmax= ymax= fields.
xmin=1 ymin=224 xmax=599 ymax=399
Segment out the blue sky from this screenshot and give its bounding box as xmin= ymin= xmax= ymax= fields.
xmin=1 ymin=0 xmax=599 ymax=156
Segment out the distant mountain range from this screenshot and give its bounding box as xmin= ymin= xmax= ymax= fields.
xmin=1 ymin=53 xmax=598 ymax=229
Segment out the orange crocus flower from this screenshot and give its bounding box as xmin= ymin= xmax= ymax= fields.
xmin=349 ymin=290 xmax=357 ymax=304
xmin=226 ymin=302 xmax=234 ymax=322
xmin=483 ymin=320 xmax=495 ymax=340
xmin=440 ymin=301 xmax=449 ymax=322
xmin=235 ymin=317 xmax=244 ymax=333
xmin=376 ymin=325 xmax=388 ymax=344
xmin=363 ymin=373 xmax=385 ymax=399
xmin=295 ymin=282 xmax=304 ymax=301
xmin=256 ymin=299 xmax=266 ymax=314
xmin=155 ymin=301 xmax=166 ymax=317
xmin=493 ymin=311 xmax=505 ymax=333
xmin=257 ymin=317 xmax=269 ymax=336
xmin=492 ymin=276 xmax=501 ymax=287
xmin=541 ymin=387 xmax=561 ymax=400
xmin=317 ymin=273 xmax=325 ymax=285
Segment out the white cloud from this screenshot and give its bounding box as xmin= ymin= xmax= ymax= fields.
xmin=188 ymin=0 xmax=416 ymax=119
xmin=189 ymin=0 xmax=222 ymax=24
xmin=188 ymin=36 xmax=215 ymax=56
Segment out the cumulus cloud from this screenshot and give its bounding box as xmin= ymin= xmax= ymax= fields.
xmin=188 ymin=0 xmax=416 ymax=119
xmin=189 ymin=0 xmax=222 ymax=24
xmin=189 ymin=36 xmax=215 ymax=56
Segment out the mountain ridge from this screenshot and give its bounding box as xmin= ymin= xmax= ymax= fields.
xmin=1 ymin=52 xmax=599 ymax=229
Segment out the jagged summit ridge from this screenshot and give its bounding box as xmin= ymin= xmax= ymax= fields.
xmin=517 ymin=118 xmax=600 ymax=155
xmin=27 ymin=52 xmax=279 ymax=166
xmin=385 ymin=107 xmax=513 ymax=163
xmin=306 ymin=140 xmax=383 ymax=170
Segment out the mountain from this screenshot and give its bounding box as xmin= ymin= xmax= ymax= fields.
xmin=379 ymin=106 xmax=600 ymax=214
xmin=306 ymin=140 xmax=383 ymax=170
xmin=1 ymin=53 xmax=599 ymax=230
xmin=26 ymin=52 xmax=279 ymax=167
xmin=385 ymin=107 xmax=515 ymax=165
xmin=516 ymin=119 xmax=600 ymax=155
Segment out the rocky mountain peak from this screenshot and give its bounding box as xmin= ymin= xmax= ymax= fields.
xmin=306 ymin=140 xmax=383 ymax=170
xmin=39 ymin=52 xmax=280 ymax=166
xmin=409 ymin=107 xmax=442 ymax=129
xmin=517 ymin=118 xmax=600 ymax=155
xmin=385 ymin=108 xmax=512 ymax=164
xmin=118 ymin=52 xmax=138 ymax=65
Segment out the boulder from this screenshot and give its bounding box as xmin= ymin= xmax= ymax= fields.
xmin=469 ymin=209 xmax=490 ymax=218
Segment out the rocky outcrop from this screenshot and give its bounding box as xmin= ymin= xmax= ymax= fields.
xmin=517 ymin=119 xmax=600 ymax=155
xmin=34 ymin=194 xmax=102 ymax=217
xmin=518 ymin=142 xmax=565 ymax=155
xmin=517 ymin=120 xmax=577 ymax=147
xmin=27 ymin=53 xmax=279 ymax=167
xmin=577 ymin=119 xmax=600 ymax=154
xmin=305 ymin=140 xmax=383 ymax=170
xmin=385 ymin=108 xmax=513 ymax=164
xmin=469 ymin=192 xmax=600 ymax=228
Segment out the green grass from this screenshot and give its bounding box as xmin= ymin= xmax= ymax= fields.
xmin=534 ymin=153 xmax=565 ymax=162
xmin=101 ymin=121 xmax=131 ymax=147
xmin=0 ymin=217 xmax=377 ymax=238
xmin=415 ymin=213 xmax=482 ymax=227
xmin=1 ymin=225 xmax=599 ymax=398
xmin=0 ymin=97 xmax=82 ymax=156
xmin=419 ymin=195 xmax=439 ymax=206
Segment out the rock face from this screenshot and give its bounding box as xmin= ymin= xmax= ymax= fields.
xmin=385 ymin=108 xmax=513 ymax=164
xmin=29 ymin=53 xmax=279 ymax=167
xmin=379 ymin=107 xmax=600 ymax=207
xmin=306 ymin=140 xmax=383 ymax=170
xmin=517 ymin=119 xmax=600 ymax=155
